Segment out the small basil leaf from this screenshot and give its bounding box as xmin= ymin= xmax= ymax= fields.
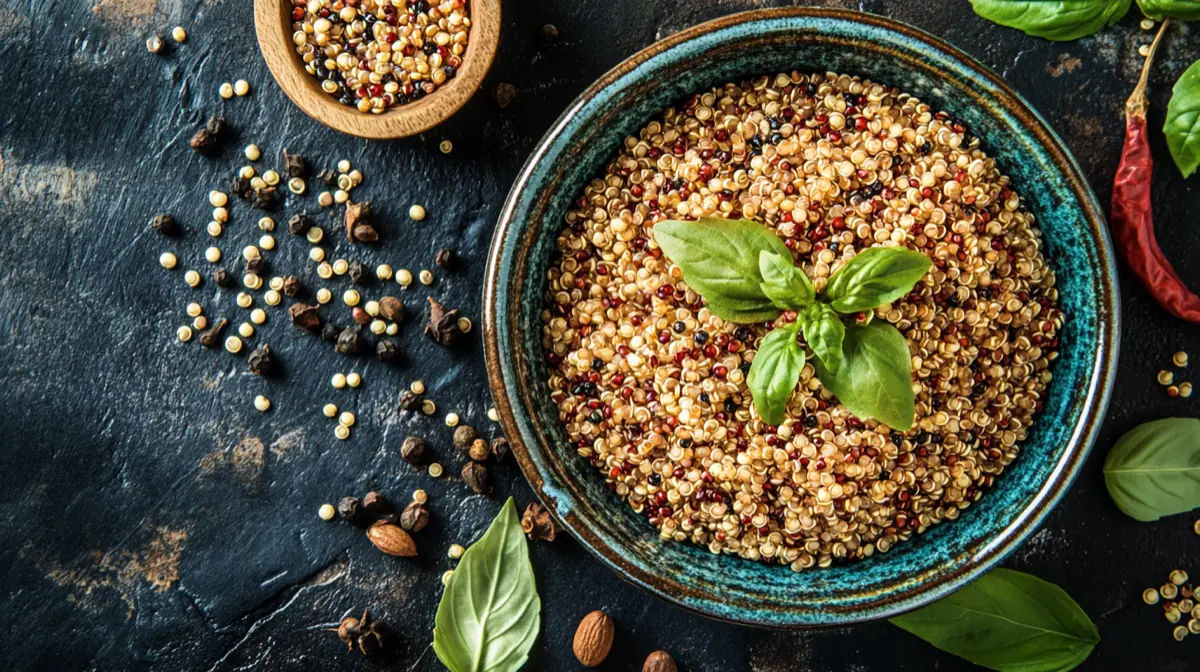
xmin=813 ymin=321 xmax=915 ymax=429
xmin=759 ymin=251 xmax=815 ymax=310
xmin=652 ymin=218 xmax=792 ymax=321
xmin=1137 ymin=0 xmax=1200 ymax=20
xmin=969 ymin=0 xmax=1131 ymax=41
xmin=803 ymin=305 xmax=846 ymax=375
xmin=824 ymin=247 xmax=933 ymax=314
xmin=746 ymin=323 xmax=805 ymax=425
xmin=1165 ymin=59 xmax=1200 ymax=178
xmin=890 ymin=568 xmax=1100 ymax=672
xmin=433 ymin=498 xmax=541 ymax=672
xmin=1103 ymin=417 xmax=1200 ymax=522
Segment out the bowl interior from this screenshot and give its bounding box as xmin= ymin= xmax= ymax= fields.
xmin=487 ymin=9 xmax=1116 ymax=627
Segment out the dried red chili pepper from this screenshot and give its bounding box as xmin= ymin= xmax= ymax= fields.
xmin=1111 ymin=20 xmax=1200 ymax=324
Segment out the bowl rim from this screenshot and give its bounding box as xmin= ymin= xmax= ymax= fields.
xmin=484 ymin=7 xmax=1119 ymax=627
xmin=252 ymin=0 xmax=500 ymax=139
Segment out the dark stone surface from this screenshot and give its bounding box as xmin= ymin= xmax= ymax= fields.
xmin=1 ymin=1 xmax=1198 ymax=670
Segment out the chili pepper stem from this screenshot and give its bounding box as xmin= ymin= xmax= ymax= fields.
xmin=1127 ymin=19 xmax=1169 ymax=117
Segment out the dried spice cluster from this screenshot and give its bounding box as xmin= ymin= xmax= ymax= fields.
xmin=290 ymin=0 xmax=470 ymax=113
xmin=542 ymin=72 xmax=1062 ymax=570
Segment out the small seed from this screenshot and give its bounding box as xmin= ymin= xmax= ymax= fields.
xmin=1171 ymin=570 xmax=1189 ymax=585
xmin=339 ymin=411 xmax=356 ymax=427
xmin=225 ymin=336 xmax=243 ymax=354
xmin=1191 ymin=618 xmax=1200 ymax=634
xmin=1158 ymin=370 xmax=1174 ymax=385
xmin=234 ymin=79 xmax=251 ymax=96
xmin=250 ymin=308 xmax=267 ymax=325
xmin=184 ymin=270 xmax=201 ymax=287
xmin=186 ymin=302 xmax=203 ymax=317
xmin=1163 ymin=583 xmax=1180 ymax=599
xmin=413 ymin=489 xmax=428 ymax=504
xmin=1144 ymin=588 xmax=1161 ymax=604
xmin=193 ymin=315 xmax=207 ymax=330
xmin=428 ymin=462 xmax=444 ymax=478
xmin=236 ymin=292 xmax=253 ymax=308
xmin=457 ymin=317 xmax=472 ymax=333
xmin=254 ymin=395 xmax=271 ymax=412
xmin=332 ymin=373 xmax=347 ymax=389
xmin=439 ymin=140 xmax=453 ymax=154
xmin=448 ymin=544 xmax=465 ymax=559
xmin=146 ymin=35 xmax=165 ymax=54
xmin=323 ymin=403 xmax=339 ymax=417
xmin=316 ymin=288 xmax=332 ymax=304
xmin=335 ymin=424 xmax=350 ymax=440
xmin=410 ymin=380 xmax=426 ymax=394
xmin=488 ymin=407 xmax=499 ymax=422
xmin=445 ymin=412 xmax=460 ymax=427
xmin=397 ymin=269 xmax=414 ymax=287
xmin=207 ymin=221 xmax=223 ymax=237
xmin=422 ymin=399 xmax=437 ymax=415
xmin=442 ymin=569 xmax=455 ymax=586
xmin=376 ymin=264 xmax=393 ymax=280
xmin=344 ymin=289 xmax=361 ymax=306
xmin=205 ymin=247 xmax=222 ymax=263
xmin=409 ymin=204 xmax=426 ymax=221
xmin=159 ymin=252 xmax=178 ymax=269
xmin=1173 ymin=625 xmax=1188 ymax=640
xmin=1141 ymin=18 xmax=1156 ymax=30
xmin=419 ymin=269 xmax=434 ymax=285
xmin=219 ymin=82 xmax=234 ymax=99
xmin=1138 ymin=44 xmax=1151 ymax=58
xmin=171 ymin=26 xmax=187 ymax=42
xmin=238 ymin=322 xmax=254 ymax=338
xmin=318 ymin=503 xmax=336 ymax=521
xmin=177 ymin=326 xmax=193 ymax=342
xmin=1173 ymin=350 xmax=1189 ymax=367
xmin=1180 ymin=382 xmax=1193 ymax=398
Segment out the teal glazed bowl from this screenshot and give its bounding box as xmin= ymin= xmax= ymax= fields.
xmin=483 ymin=8 xmax=1118 ymax=627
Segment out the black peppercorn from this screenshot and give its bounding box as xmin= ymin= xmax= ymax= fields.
xmin=495 ymin=82 xmax=516 ymax=108
xmin=397 ymin=391 xmax=421 ymax=412
xmin=288 ymin=213 xmax=312 ymax=235
xmin=250 ymin=186 xmax=278 ymax=210
xmin=213 ymin=268 xmax=232 ymax=287
xmin=490 ymin=437 xmax=510 ymax=461
xmin=362 ymin=491 xmax=390 ymax=515
xmin=188 ymin=115 xmax=226 ymax=154
xmin=400 ymin=436 xmax=426 ymax=465
xmin=289 ymin=303 xmax=322 ymax=331
xmin=540 ymin=23 xmax=559 ymax=44
xmin=151 ymin=214 xmax=178 ymax=235
xmin=247 ymin=344 xmax=275 ymax=376
xmin=321 ymin=322 xmax=341 ymax=344
xmin=282 ymin=275 xmax=301 ymax=297
xmin=335 ymin=327 xmax=363 ymax=355
xmin=462 ymin=462 xmax=489 ymax=494
xmin=399 ymin=502 xmax=429 ymax=532
xmin=348 ymin=260 xmax=368 ymax=284
xmin=246 ymin=256 xmax=267 ymax=275
xmin=424 ymin=298 xmax=460 ymax=347
xmin=434 ymin=248 xmax=455 ymax=269
xmin=376 ymin=339 xmax=401 ymax=364
xmin=453 ymin=425 xmax=478 ymax=451
xmin=282 ymin=148 xmax=306 ymax=178
xmin=337 ymin=496 xmax=361 ymax=521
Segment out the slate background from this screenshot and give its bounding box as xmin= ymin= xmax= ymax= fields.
xmin=1 ymin=0 xmax=1198 ymax=670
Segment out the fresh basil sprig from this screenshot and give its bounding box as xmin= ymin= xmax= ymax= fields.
xmin=433 ymin=498 xmax=541 ymax=672
xmin=891 ymin=568 xmax=1100 ymax=672
xmin=1165 ymin=59 xmax=1200 ymax=178
xmin=969 ymin=0 xmax=1132 ymax=41
xmin=653 ymin=218 xmax=931 ymax=428
xmin=1137 ymin=0 xmax=1200 ymax=20
xmin=1103 ymin=417 xmax=1200 ymax=521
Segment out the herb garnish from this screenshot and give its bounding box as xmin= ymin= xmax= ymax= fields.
xmin=653 ymin=217 xmax=931 ymax=427
xmin=1165 ymin=58 xmax=1200 ymax=178
xmin=968 ymin=0 xmax=1132 ymax=41
xmin=1103 ymin=417 xmax=1200 ymax=521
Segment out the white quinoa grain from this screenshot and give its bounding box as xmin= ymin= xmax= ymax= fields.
xmin=225 ymin=336 xmax=243 ymax=354
xmin=346 ymin=372 xmax=362 ymax=388
xmin=316 ymin=288 xmax=332 ymax=304
xmin=428 ymin=462 xmax=444 ymax=478
xmin=448 ymin=544 xmax=465 ymax=559
xmin=339 ymin=411 xmax=355 ymax=427
xmin=318 ymin=503 xmax=336 ymax=520
xmin=159 ymin=252 xmax=177 ymax=269
xmin=331 ymin=373 xmax=347 ymax=389
xmin=244 ymin=144 xmax=262 ymax=161
xmin=409 ymin=204 xmax=426 ymax=220
xmin=205 ymin=246 xmax=222 ymax=263
xmin=234 ymin=79 xmax=251 ymax=96
xmin=219 ymin=82 xmax=234 ymax=99
xmin=254 ymin=394 xmax=271 ymax=412
xmin=335 ymin=424 xmax=350 ymax=440
xmin=238 ymin=322 xmax=254 ymax=338
xmin=171 ymin=26 xmax=187 ymax=43
xmin=177 ymin=326 xmax=193 ymax=342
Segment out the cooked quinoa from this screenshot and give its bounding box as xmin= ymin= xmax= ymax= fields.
xmin=541 ymin=71 xmax=1062 ymax=571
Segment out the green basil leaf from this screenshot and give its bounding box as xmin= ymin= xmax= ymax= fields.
xmin=746 ymin=323 xmax=805 ymax=425
xmin=433 ymin=498 xmax=541 ymax=672
xmin=652 ymin=218 xmax=791 ymax=323
xmin=824 ymin=247 xmax=933 ymax=314
xmin=1103 ymin=417 xmax=1200 ymax=521
xmin=969 ymin=0 xmax=1132 ymax=41
xmin=1137 ymin=0 xmax=1200 ymax=20
xmin=813 ymin=321 xmax=915 ymax=429
xmin=1165 ymin=59 xmax=1200 ymax=178
xmin=759 ymin=251 xmax=815 ymax=310
xmin=890 ymin=568 xmax=1100 ymax=672
xmin=803 ymin=304 xmax=846 ymax=375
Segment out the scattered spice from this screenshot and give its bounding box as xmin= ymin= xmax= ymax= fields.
xmin=213 ymin=268 xmax=232 ymax=287
xmin=520 ymin=502 xmax=557 ymax=542
xmin=318 ymin=503 xmax=336 ymax=521
xmin=1111 ymin=22 xmax=1200 ymax=323
xmin=428 ymin=462 xmax=444 ymax=478
xmin=489 ymin=437 xmax=509 ymax=461
xmin=348 ymin=260 xmax=369 ymax=284
xmin=189 ymin=116 xmax=227 ymax=154
xmin=283 ymin=148 xmax=306 ymax=178
xmin=445 ymin=412 xmax=460 ymax=427
xmin=146 ymin=35 xmax=165 ymax=54
xmin=408 ymin=204 xmax=426 ymax=221
xmin=338 ymin=496 xmax=361 ymax=522
xmin=331 ymin=609 xmax=386 ymax=656
xmin=376 ymin=339 xmax=401 ymax=363
xmin=435 ymin=248 xmax=455 ymax=269
xmin=253 ymin=394 xmax=271 ymax=412
xmin=379 ymin=296 xmax=404 ymax=321
xmin=282 ymin=275 xmax=301 ymax=297
xmin=171 ymin=25 xmax=187 ymax=43
xmin=399 ymin=501 xmax=429 ymax=532
xmin=643 ymin=651 xmax=677 ymax=672
xmin=288 ymin=213 xmax=311 ymax=235
xmin=424 ymin=297 xmax=460 ymax=347
xmin=151 ymin=214 xmax=178 ymax=235
xmin=495 ymin=82 xmax=517 ymax=108
xmin=540 ymin=23 xmax=560 ymax=45
xmin=362 ymin=491 xmax=391 ymax=515
xmin=345 ymin=201 xmax=378 ymax=243
xmin=1158 ymin=370 xmax=1175 ymax=385
xmin=198 ymin=318 xmax=228 ymax=348
xmin=453 ymin=425 xmax=478 ymax=451
xmin=400 ymin=436 xmax=427 ymax=465
xmin=573 ymin=610 xmax=615 ymax=667
xmin=398 ymin=390 xmax=422 ymax=412
xmin=461 ymin=462 xmax=489 ymax=494
xmin=289 ymin=303 xmax=322 ymax=331
xmin=247 ymin=344 xmax=275 ymax=375
xmin=366 ymin=520 xmax=417 ymax=557
xmin=335 ymin=326 xmax=364 ymax=355
xmin=1173 ymin=350 xmax=1189 ymax=367
xmin=468 ymin=439 xmax=489 ymax=462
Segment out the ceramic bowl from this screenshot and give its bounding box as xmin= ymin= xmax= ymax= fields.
xmin=484 ymin=8 xmax=1118 ymax=627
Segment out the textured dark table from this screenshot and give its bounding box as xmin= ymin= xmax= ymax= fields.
xmin=2 ymin=0 xmax=1198 ymax=670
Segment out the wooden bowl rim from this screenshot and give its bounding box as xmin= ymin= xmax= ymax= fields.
xmin=253 ymin=0 xmax=500 ymax=139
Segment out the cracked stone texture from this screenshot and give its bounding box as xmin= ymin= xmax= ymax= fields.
xmin=1 ymin=1 xmax=1198 ymax=670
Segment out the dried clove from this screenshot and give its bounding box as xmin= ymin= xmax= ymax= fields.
xmin=321 ymin=322 xmax=341 ymax=344
xmin=400 ymin=436 xmax=426 ymax=465
xmin=424 ymin=298 xmax=460 ymax=347
xmin=281 ymin=275 xmax=301 ymax=297
xmin=452 ymin=425 xmax=478 ymax=451
xmin=397 ymin=390 xmax=422 ymax=412
xmin=289 ymin=303 xmax=322 ymax=331
xmin=399 ymin=502 xmax=429 ymax=532
xmin=362 ymin=491 xmax=391 ymax=515
xmin=151 ymin=214 xmax=178 ymax=235
xmin=468 ymin=439 xmax=489 ymax=462
xmin=189 ymin=115 xmax=226 ymax=154
xmin=378 ymin=296 xmax=404 ymax=322
xmin=490 ymin=437 xmax=510 ymax=461
xmin=495 ymin=82 xmax=517 ymax=108
xmin=335 ymin=326 xmax=364 ymax=355
xmin=540 ymin=23 xmax=560 ymax=44
xmin=345 ymin=201 xmax=378 ymax=243
xmin=247 ymin=344 xmax=275 ymax=375
xmin=287 ymin=213 xmax=312 ymax=235
xmin=230 ymin=176 xmax=251 ymax=198
xmin=376 ymin=339 xmax=401 ymax=364
xmin=199 ymin=318 xmax=228 ymax=348
xmin=249 ymin=186 xmax=278 ymax=210
xmin=331 ymin=609 xmax=386 ymax=656
xmin=337 ymin=496 xmax=361 ymax=522
xmin=245 ymin=256 xmax=267 ymax=275
xmin=521 ymin=501 xmax=557 ymax=542
xmin=282 ymin=148 xmax=306 ymax=178
xmin=212 ymin=268 xmax=232 ymax=287
xmin=348 ymin=260 xmax=369 ymax=284
xmin=462 ymin=462 xmax=489 ymax=494
xmin=434 ymin=248 xmax=456 ymax=269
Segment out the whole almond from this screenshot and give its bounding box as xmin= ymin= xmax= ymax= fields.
xmin=643 ymin=650 xmax=677 ymax=672
xmin=572 ymin=610 xmax=614 ymax=667
xmin=366 ymin=520 xmax=417 ymax=557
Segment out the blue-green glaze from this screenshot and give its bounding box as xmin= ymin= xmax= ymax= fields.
xmin=483 ymin=9 xmax=1118 ymax=628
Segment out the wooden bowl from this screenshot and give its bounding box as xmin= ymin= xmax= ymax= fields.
xmin=254 ymin=0 xmax=500 ymax=139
